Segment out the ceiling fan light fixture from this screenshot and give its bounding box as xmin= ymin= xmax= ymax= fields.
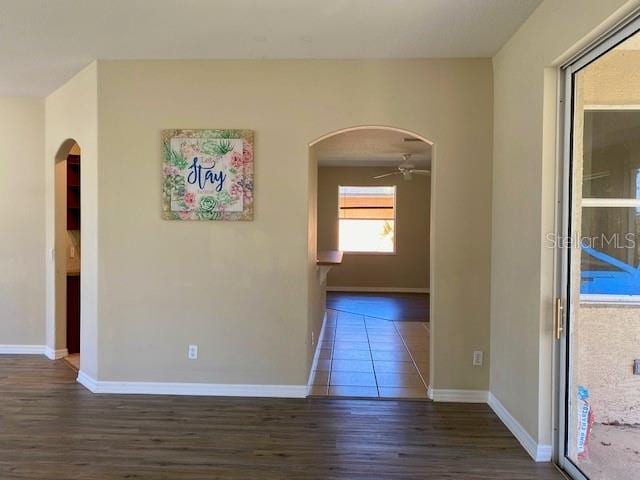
xmin=372 ymin=153 xmax=429 ymax=181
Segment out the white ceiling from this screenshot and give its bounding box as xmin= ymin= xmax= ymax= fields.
xmin=314 ymin=128 xmax=432 ymax=168
xmin=0 ymin=0 xmax=541 ymax=96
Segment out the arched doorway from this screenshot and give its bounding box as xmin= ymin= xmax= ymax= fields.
xmin=52 ymin=139 xmax=82 ymax=370
xmin=308 ymin=125 xmax=434 ymax=399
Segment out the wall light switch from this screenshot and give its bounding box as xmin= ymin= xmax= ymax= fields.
xmin=634 ymin=359 xmax=640 ymax=375
xmin=188 ymin=345 xmax=198 ymax=360
xmin=473 ymin=351 xmax=483 ymax=366
xmin=70 ymin=246 xmax=76 ymax=258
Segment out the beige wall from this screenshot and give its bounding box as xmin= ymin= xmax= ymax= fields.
xmin=491 ymin=0 xmax=639 ymax=447
xmin=317 ymin=166 xmax=429 ymax=289
xmin=0 ymin=98 xmax=46 ymax=346
xmin=45 ymin=62 xmax=99 ymax=376
xmin=93 ymin=59 xmax=492 ymax=389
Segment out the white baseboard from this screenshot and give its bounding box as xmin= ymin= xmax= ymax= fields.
xmin=327 ymin=286 xmax=429 ymax=293
xmin=76 ymin=370 xmax=308 ymax=398
xmin=45 ymin=347 xmax=69 ymax=360
xmin=488 ymin=392 xmax=552 ymax=462
xmin=77 ymin=370 xmax=98 ymax=391
xmin=0 ymin=345 xmax=69 ymax=360
xmin=0 ymin=344 xmax=46 ymax=355
xmin=307 ymin=311 xmax=328 ymax=389
xmin=428 ymin=388 xmax=488 ymax=403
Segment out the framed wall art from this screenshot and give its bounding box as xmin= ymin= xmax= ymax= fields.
xmin=162 ymin=129 xmax=254 ymax=221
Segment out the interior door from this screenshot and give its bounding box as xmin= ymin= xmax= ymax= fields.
xmin=559 ymin=20 xmax=640 ymax=480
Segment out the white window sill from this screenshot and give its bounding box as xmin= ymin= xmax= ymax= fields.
xmin=342 ymin=251 xmax=396 ymax=256
xmin=580 ymin=294 xmax=640 ymax=306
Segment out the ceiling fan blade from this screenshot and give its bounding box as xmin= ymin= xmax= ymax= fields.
xmin=373 ymin=172 xmax=400 ymax=179
xmin=412 ymin=170 xmax=431 ymax=175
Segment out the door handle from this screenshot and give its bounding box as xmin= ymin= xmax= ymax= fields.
xmin=555 ymin=297 xmax=564 ymax=340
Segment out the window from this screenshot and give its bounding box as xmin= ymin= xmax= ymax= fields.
xmin=338 ymin=186 xmax=395 ymax=253
xmin=579 ymin=110 xmax=640 ymax=300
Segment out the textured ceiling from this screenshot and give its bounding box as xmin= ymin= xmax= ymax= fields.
xmin=0 ymin=0 xmax=541 ymax=95
xmin=314 ymin=128 xmax=432 ymax=168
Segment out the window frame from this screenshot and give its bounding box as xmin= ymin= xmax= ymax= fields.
xmin=336 ymin=184 xmax=397 ymax=255
xmin=557 ymin=12 xmax=640 ymax=478
xmin=580 ymin=201 xmax=640 ymax=306
xmin=579 ymin=108 xmax=640 ymax=304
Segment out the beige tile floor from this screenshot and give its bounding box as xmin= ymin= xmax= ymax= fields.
xmin=310 ymin=309 xmax=429 ymax=399
xmin=64 ymin=353 xmax=80 ymax=371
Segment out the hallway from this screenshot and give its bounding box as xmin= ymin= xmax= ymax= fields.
xmin=310 ymin=309 xmax=429 ymax=398
xmin=327 ymin=291 xmax=429 ymax=322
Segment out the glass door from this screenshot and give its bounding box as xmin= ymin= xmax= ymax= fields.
xmin=559 ymin=20 xmax=640 ymax=480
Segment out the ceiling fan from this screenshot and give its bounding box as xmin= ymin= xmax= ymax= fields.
xmin=373 ymin=154 xmax=430 ymax=180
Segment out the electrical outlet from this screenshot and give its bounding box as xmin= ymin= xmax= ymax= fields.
xmin=473 ymin=351 xmax=483 ymax=366
xmin=188 ymin=345 xmax=198 ymax=360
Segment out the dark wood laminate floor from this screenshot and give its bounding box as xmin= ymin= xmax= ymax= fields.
xmin=0 ymin=356 xmax=563 ymax=479
xmin=327 ymin=292 xmax=429 ymax=322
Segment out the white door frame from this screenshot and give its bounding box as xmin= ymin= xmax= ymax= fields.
xmin=556 ymin=13 xmax=640 ymax=480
